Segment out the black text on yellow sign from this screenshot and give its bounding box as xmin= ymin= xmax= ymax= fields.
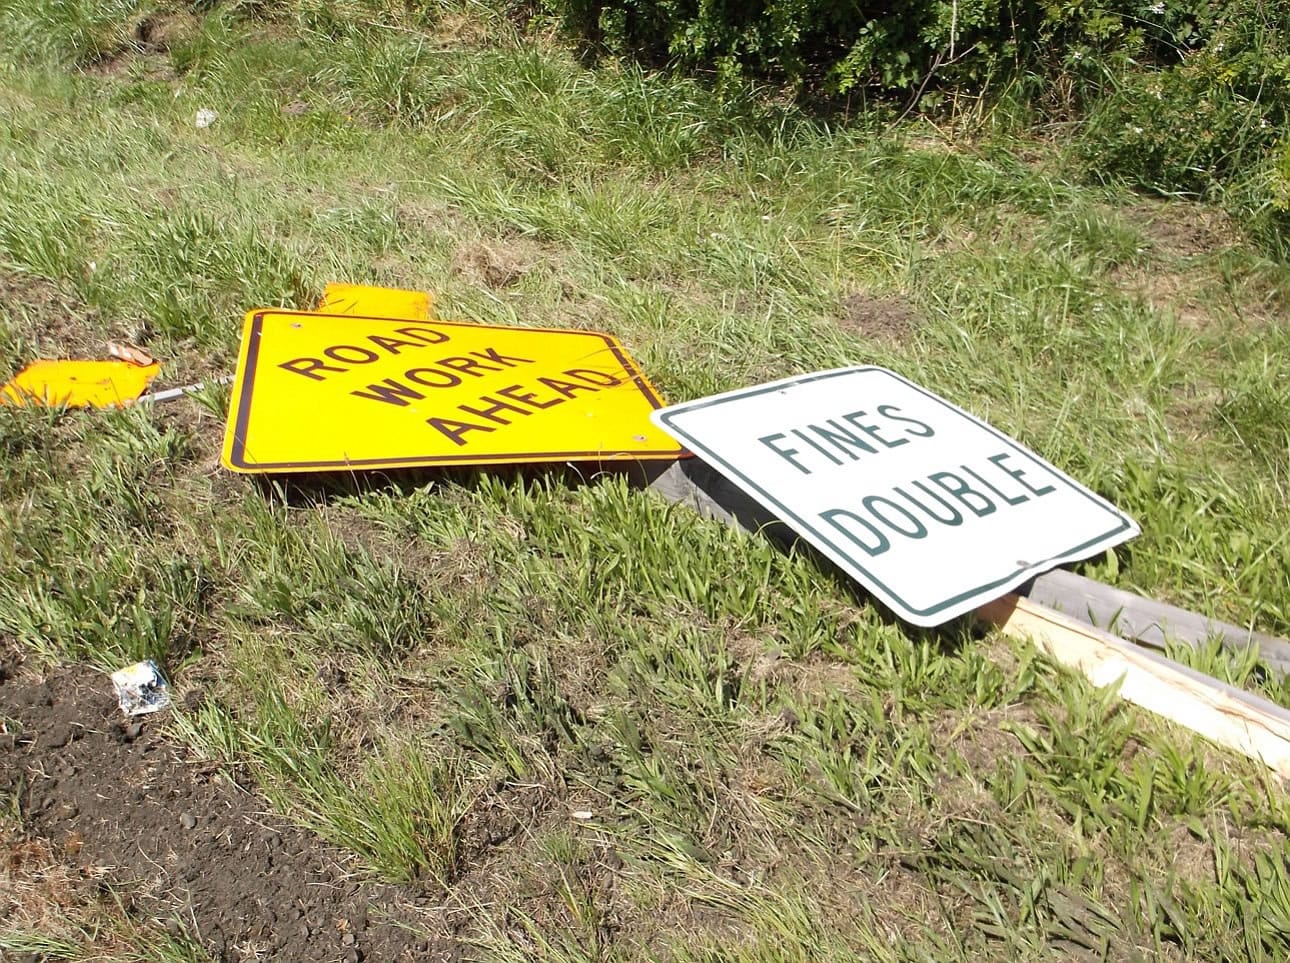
xmin=221 ymin=311 xmax=685 ymax=473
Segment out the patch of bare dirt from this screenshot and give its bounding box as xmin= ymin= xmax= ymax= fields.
xmin=1 ymin=828 xmax=139 ymax=959
xmin=727 ymin=631 xmax=868 ymax=704
xmin=80 ymin=11 xmax=195 ymax=79
xmin=1163 ymin=821 xmax=1215 ymax=889
xmin=837 ymin=292 xmax=923 ymax=343
xmin=0 ymin=273 xmax=107 ymax=364
xmin=1110 ymin=200 xmax=1276 ymax=331
xmin=1 ymin=269 xmax=230 ymax=398
xmin=1164 ymin=375 xmax=1226 ymax=448
xmin=396 ymin=202 xmax=472 ymax=243
xmin=727 ymin=635 xmax=788 ymax=687
xmin=1127 ymin=201 xmax=1241 ymax=260
xmin=0 ymin=657 xmax=459 ymax=962
xmin=463 ymin=828 xmax=625 ymax=952
xmin=433 ymin=11 xmax=500 ymax=48
xmin=133 ymin=11 xmax=198 ymax=55
xmin=1110 ymin=264 xmax=1230 ymax=332
xmin=451 ymin=242 xmax=534 ymax=290
xmin=942 ymin=707 xmax=1034 ymax=774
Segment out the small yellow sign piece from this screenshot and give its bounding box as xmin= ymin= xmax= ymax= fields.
xmin=315 ymin=282 xmax=434 ymax=321
xmin=221 ymin=310 xmax=684 ymax=473
xmin=1 ymin=359 xmax=161 ymax=408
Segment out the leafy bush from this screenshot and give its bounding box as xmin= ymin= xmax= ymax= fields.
xmin=547 ymin=0 xmax=1231 ymax=96
xmin=1077 ymin=2 xmax=1290 ymax=252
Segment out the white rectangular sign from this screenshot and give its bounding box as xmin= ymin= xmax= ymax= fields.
xmin=653 ymin=367 xmax=1139 ymax=626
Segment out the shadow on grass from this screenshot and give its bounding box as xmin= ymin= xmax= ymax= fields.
xmin=248 ymin=453 xmax=975 ymax=654
xmin=247 ymin=455 xmax=677 ymax=506
xmin=248 ymin=453 xmax=980 ymax=655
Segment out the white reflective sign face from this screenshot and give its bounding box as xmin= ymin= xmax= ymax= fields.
xmin=653 ymin=367 xmax=1139 ymax=626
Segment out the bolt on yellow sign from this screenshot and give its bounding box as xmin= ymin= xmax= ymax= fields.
xmin=221 ymin=310 xmax=685 ymax=473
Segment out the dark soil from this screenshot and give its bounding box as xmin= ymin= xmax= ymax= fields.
xmin=0 ymin=657 xmax=460 ymax=962
xmin=80 ymin=11 xmax=193 ymax=78
xmin=837 ymin=292 xmax=922 ymax=343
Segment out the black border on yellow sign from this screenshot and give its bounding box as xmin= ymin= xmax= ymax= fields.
xmin=225 ymin=310 xmax=683 ymax=472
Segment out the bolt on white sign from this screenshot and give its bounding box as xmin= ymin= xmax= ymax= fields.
xmin=653 ymin=367 xmax=1139 ymax=626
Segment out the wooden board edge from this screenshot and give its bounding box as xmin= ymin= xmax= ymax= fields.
xmin=977 ymin=594 xmax=1290 ymax=781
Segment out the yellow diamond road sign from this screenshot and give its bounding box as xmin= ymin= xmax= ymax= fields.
xmin=222 ymin=310 xmax=684 ymax=473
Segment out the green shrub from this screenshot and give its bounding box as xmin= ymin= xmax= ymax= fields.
xmin=547 ymin=0 xmax=1227 ymax=96
xmin=1077 ymin=2 xmax=1289 ymax=252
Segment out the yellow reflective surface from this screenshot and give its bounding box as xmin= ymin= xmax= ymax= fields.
xmin=315 ymin=282 xmax=434 ymax=321
xmin=221 ymin=310 xmax=684 ymax=473
xmin=0 ymin=359 xmax=161 ymax=408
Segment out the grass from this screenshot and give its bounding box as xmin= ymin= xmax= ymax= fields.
xmin=1 ymin=0 xmax=1289 ymax=958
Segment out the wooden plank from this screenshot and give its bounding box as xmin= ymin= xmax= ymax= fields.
xmin=1028 ymin=569 xmax=1290 ymax=676
xmin=976 ymin=594 xmax=1290 ymax=780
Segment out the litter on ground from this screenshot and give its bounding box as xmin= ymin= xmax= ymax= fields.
xmin=110 ymin=660 xmax=171 ymax=717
